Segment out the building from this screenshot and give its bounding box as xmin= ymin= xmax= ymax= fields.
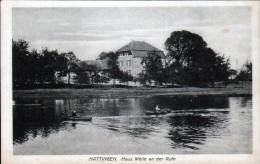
xmin=57 ymin=41 xmax=166 ymax=85
xmin=117 ymin=40 xmax=166 ymax=78
xmin=56 ymin=59 xmax=110 ymax=84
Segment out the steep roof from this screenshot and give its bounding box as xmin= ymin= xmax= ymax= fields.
xmin=117 ymin=41 xmax=165 ymax=58
xmin=118 ymin=41 xmax=162 ymax=52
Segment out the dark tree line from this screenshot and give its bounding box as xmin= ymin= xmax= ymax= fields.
xmin=138 ymin=30 xmax=232 ymax=87
xmin=13 ymin=30 xmax=250 ymax=88
xmin=164 ymin=30 xmax=231 ymax=87
xmin=13 ymin=39 xmax=134 ymax=88
xmin=13 ymin=39 xmax=78 ymax=88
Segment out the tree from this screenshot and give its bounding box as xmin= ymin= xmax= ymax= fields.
xmin=165 ymin=30 xmax=207 ymax=66
xmin=12 ymin=39 xmax=30 ymax=86
xmin=98 ymin=51 xmax=122 ymax=86
xmin=236 ymin=61 xmax=252 ymax=81
xmin=41 ymin=48 xmax=62 ymax=84
xmin=73 ymin=62 xmax=90 ymax=84
xmin=119 ymin=71 xmax=133 ymax=85
xmin=245 ymin=61 xmax=252 ymax=75
xmin=141 ymin=52 xmax=164 ymax=85
xmin=75 ymin=61 xmax=101 ymax=85
xmin=54 ymin=53 xmax=69 ymax=83
xmin=164 ymin=30 xmax=208 ymax=86
xmin=135 ymin=72 xmax=146 ymax=85
xmin=12 ymin=39 xmax=79 ymax=87
xmin=27 ymin=49 xmax=42 ymax=84
xmin=164 ymin=30 xmax=231 ymax=87
xmin=12 ymin=40 xmax=49 ymax=86
xmin=86 ymin=64 xmax=100 ymax=84
xmin=62 ymin=51 xmax=79 ymax=85
xmin=213 ymin=54 xmax=230 ymax=82
xmin=98 ymin=75 xmax=110 ymax=84
xmin=73 ymin=71 xmax=90 ymax=84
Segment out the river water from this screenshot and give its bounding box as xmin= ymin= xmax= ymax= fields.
xmin=13 ymin=95 xmax=252 ymax=155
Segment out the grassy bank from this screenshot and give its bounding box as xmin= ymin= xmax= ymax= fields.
xmin=13 ymin=86 xmax=252 ymax=99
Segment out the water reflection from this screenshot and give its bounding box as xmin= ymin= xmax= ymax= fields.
xmin=240 ymin=96 xmax=252 ymax=108
xmin=166 ymin=113 xmax=228 ymax=150
xmin=94 ymin=117 xmax=161 ymax=139
xmin=13 ymin=96 xmax=252 ymax=154
xmin=139 ymin=95 xmax=230 ymax=112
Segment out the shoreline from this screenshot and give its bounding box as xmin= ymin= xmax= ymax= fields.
xmin=13 ymin=87 xmax=252 ymax=99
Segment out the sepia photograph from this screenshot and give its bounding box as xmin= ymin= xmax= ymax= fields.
xmin=1 ymin=1 xmax=260 ymax=163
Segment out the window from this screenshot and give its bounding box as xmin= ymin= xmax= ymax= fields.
xmin=127 ymin=60 xmax=131 ymax=66
xmin=119 ymin=61 xmax=123 ymax=67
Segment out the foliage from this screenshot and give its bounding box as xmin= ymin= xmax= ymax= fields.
xmin=236 ymin=61 xmax=252 ymax=81
xmin=98 ymin=75 xmax=110 ymax=84
xmin=74 ymin=61 xmax=108 ymax=85
xmin=73 ymin=71 xmax=90 ymax=84
xmin=86 ymin=64 xmax=100 ymax=84
xmin=141 ymin=52 xmax=165 ymax=85
xmin=12 ymin=39 xmax=79 ymax=88
xmin=165 ymin=30 xmax=207 ymax=65
xmin=135 ymin=72 xmax=149 ymax=85
xmin=62 ymin=51 xmax=79 ymax=85
xmin=73 ymin=62 xmax=90 ymax=84
xmin=40 ymin=48 xmax=65 ymax=83
xmin=98 ymin=51 xmax=122 ymax=79
xmin=13 ymin=39 xmax=30 ymax=86
xmin=119 ymin=71 xmax=133 ymax=83
xmin=164 ymin=30 xmax=231 ymax=87
xmin=13 ymin=34 xmax=235 ymax=88
xmin=98 ymin=51 xmax=132 ymax=86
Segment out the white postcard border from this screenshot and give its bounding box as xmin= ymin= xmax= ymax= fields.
xmin=1 ymin=1 xmax=260 ymax=164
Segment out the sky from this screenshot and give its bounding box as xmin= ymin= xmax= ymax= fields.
xmin=13 ymin=7 xmax=251 ymax=70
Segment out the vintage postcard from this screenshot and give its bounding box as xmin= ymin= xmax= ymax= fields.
xmin=1 ymin=1 xmax=260 ymax=164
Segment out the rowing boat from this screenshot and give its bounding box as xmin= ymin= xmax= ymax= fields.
xmin=63 ymin=116 xmax=92 ymax=121
xmin=145 ymin=110 xmax=171 ymax=115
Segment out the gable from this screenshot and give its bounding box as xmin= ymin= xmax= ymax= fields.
xmin=118 ymin=41 xmax=162 ymax=52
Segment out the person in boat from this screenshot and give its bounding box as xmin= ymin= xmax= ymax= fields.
xmin=155 ymin=105 xmax=161 ymax=113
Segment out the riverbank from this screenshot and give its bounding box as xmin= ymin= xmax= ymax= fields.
xmin=13 ymin=86 xmax=252 ymax=99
